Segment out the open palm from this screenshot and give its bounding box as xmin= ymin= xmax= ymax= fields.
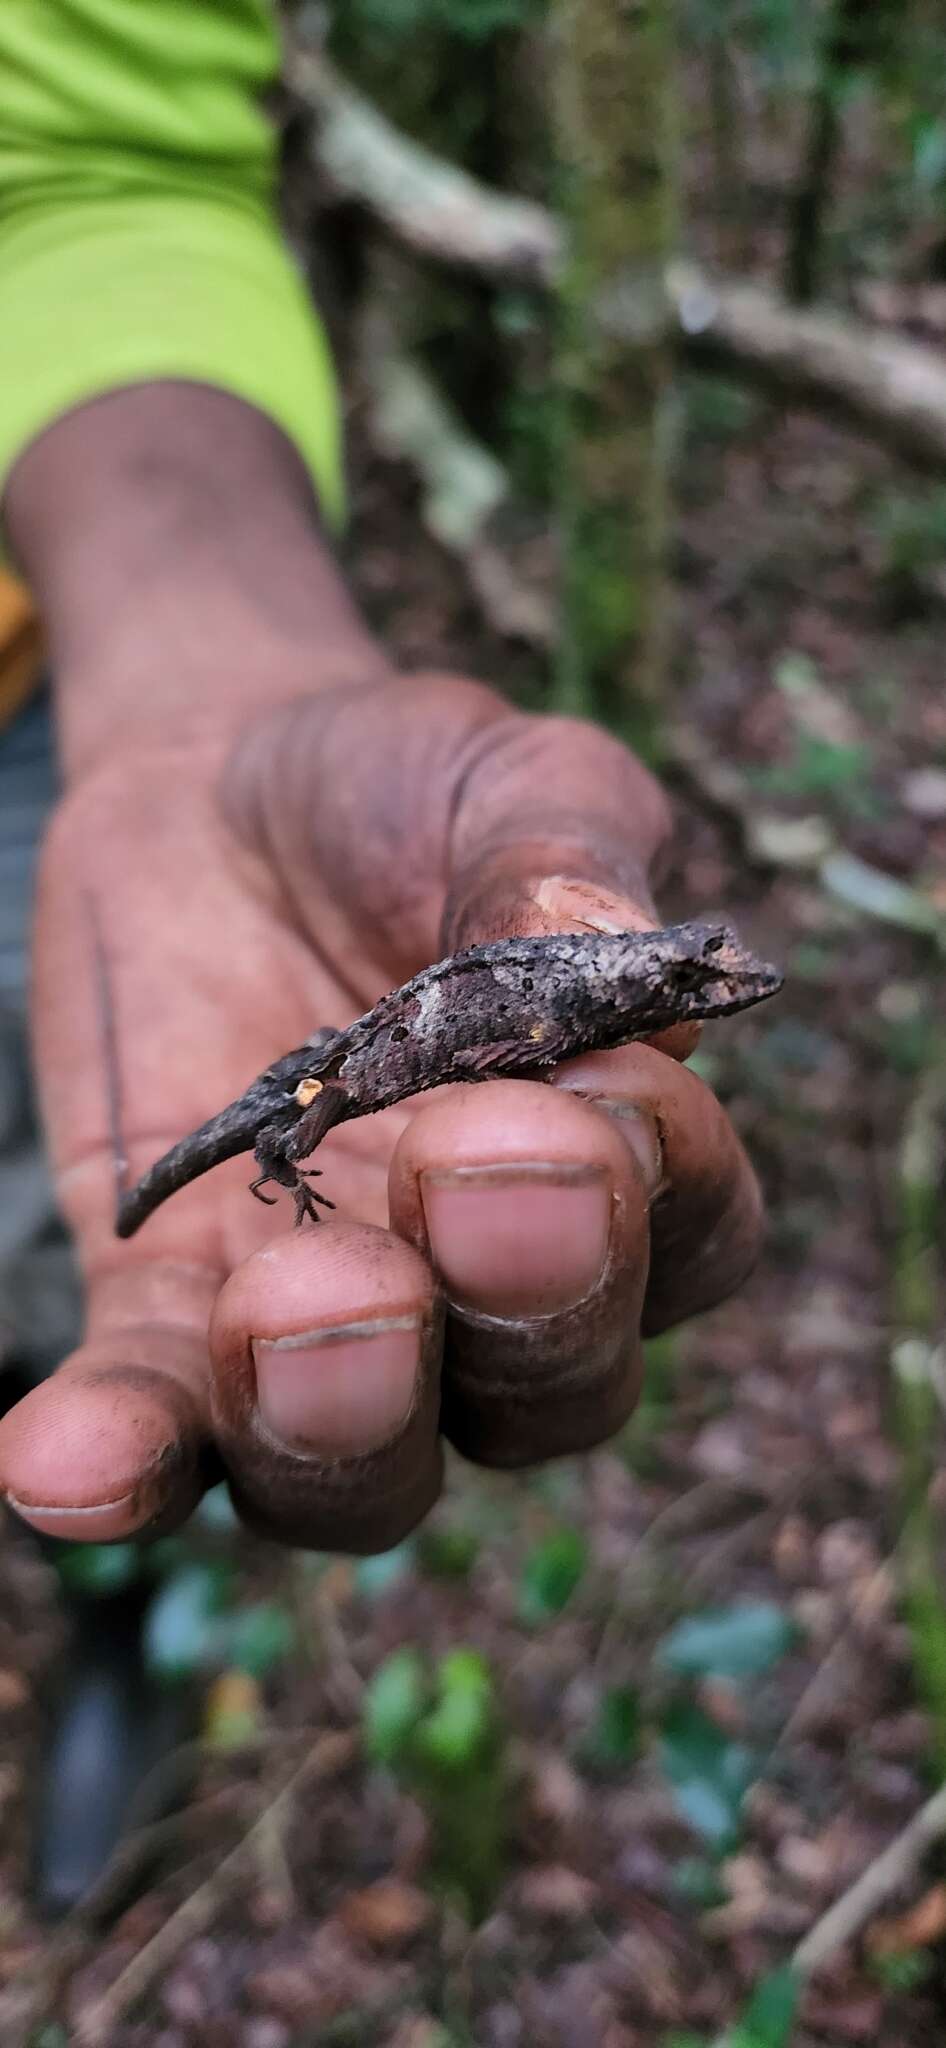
xmin=0 ymin=674 xmax=762 ymax=1552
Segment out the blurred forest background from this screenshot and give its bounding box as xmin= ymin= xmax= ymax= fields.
xmin=2 ymin=0 xmax=946 ymax=2042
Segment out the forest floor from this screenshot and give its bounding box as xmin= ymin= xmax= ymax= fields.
xmin=0 ymin=378 xmax=945 ymax=2048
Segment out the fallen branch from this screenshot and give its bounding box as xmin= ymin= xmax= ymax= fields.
xmin=288 ymin=36 xmax=946 ymax=474
xmin=793 ymin=1779 xmax=946 ymax=1976
xmin=287 ymin=41 xmax=560 ymax=286
xmin=672 ymin=265 xmax=946 ymax=475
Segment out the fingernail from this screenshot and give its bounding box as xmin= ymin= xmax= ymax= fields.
xmin=421 ymin=1163 xmax=611 ymax=1316
xmin=4 ymin=1493 xmax=140 ymax=1542
xmin=253 ymin=1315 xmax=422 ymax=1455
xmin=529 ymin=876 xmax=655 ymax=935
xmin=561 ymin=1097 xmax=663 ymax=1199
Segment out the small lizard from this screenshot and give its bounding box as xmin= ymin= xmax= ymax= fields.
xmin=115 ymin=919 xmax=782 ymax=1240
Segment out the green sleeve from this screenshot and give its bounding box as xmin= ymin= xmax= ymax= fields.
xmin=0 ymin=1 xmax=343 ymax=527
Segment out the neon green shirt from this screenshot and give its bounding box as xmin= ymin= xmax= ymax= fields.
xmin=0 ymin=1 xmax=342 ymax=528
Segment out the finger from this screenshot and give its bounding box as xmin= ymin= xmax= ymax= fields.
xmin=208 ymin=1221 xmax=443 ymax=1553
xmin=0 ymin=1132 xmax=305 ymax=1545
xmin=439 ymin=706 xmax=670 ymax=946
xmin=388 ymin=1079 xmax=660 ymax=1468
xmin=436 ymin=706 xmax=698 ymax=1059
xmin=553 ymin=1041 xmax=764 ymax=1333
xmin=13 ymin=742 xmax=355 ymax=1544
xmin=231 ymin=680 xmax=695 ymax=1057
xmin=0 ymin=1259 xmax=217 ymax=1541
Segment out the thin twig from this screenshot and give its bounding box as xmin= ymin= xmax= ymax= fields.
xmin=793 ymin=1780 xmax=946 ymax=1976
xmin=313 ymin=1577 xmax=365 ymax=1717
xmin=594 ymin=1477 xmax=767 ymax=1673
xmin=774 ymin=1562 xmax=893 ymax=1754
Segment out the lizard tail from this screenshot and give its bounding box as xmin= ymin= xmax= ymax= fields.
xmin=115 ymin=1099 xmax=277 ymax=1239
xmin=115 ymin=1030 xmax=344 ymax=1240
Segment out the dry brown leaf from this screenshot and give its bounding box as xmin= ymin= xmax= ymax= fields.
xmin=246 ymin=1966 xmax=326 ymax=2022
xmin=0 ymin=1669 xmax=28 ymax=1712
xmin=524 ymin=1748 xmax=586 ymax=1834
xmin=387 ymin=2018 xmax=451 ymax=2048
xmin=867 ymin=1881 xmax=946 ymax=1959
xmin=517 ymin=1864 xmax=599 ymax=1920
xmin=340 ymin=1878 xmax=432 ymax=1950
xmin=804 ymin=1989 xmax=885 ymax=2041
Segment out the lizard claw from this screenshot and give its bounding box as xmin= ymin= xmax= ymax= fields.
xmin=292 ymin=1178 xmax=336 ymax=1226
xmin=251 ymin=1166 xmax=336 ymax=1224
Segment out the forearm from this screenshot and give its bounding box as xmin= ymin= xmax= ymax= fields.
xmin=4 ymin=384 xmax=389 ymax=782
xmin=0 ymin=0 xmax=350 ymax=775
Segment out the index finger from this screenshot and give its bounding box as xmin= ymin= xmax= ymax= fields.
xmin=554 ymin=1040 xmax=764 ymax=1333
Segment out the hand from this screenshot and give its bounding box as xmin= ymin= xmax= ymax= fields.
xmin=0 ymin=673 xmax=762 ymax=1551
xmin=0 ymin=384 xmax=762 ymax=1552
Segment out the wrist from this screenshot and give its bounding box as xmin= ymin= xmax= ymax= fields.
xmin=4 ymin=384 xmax=388 ymax=782
xmin=55 ymin=557 xmax=391 ymax=786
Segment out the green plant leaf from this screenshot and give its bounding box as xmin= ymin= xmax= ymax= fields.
xmin=227 ymin=1600 xmax=295 ymax=1677
xmin=55 ymin=1542 xmax=141 ymax=1598
xmin=869 ymin=1948 xmax=934 ymax=1992
xmin=142 ymin=1535 xmax=190 ymax=1582
xmin=658 ymin=1601 xmax=797 ymax=1680
xmin=659 ymin=1702 xmax=755 ymax=1853
xmin=417 ymin=1524 xmax=480 ymax=1580
xmin=439 ymin=1646 xmax=493 ymax=1693
xmin=729 ymin=1964 xmax=800 ymax=2047
xmin=143 ymin=1562 xmax=233 ymax=1683
xmin=671 ymin=1856 xmax=727 ymax=1908
xmin=821 ymin=851 xmax=946 ymax=945
xmin=417 ymin=1650 xmax=497 ymax=1772
xmin=355 ymin=1540 xmax=416 ymax=1599
xmin=196 ymin=1482 xmax=240 ymax=1531
xmin=362 ymin=1647 xmax=428 ymax=1767
xmin=583 ymin=1684 xmax=642 ymax=1770
xmin=204 ymin=1670 xmax=264 ymax=1750
xmin=519 ymin=1527 xmax=587 ymax=1624
xmin=754 ymin=735 xmax=874 ymax=800
xmin=913 ymin=119 xmax=946 ymax=190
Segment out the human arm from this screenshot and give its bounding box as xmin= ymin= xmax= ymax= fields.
xmin=0 ymin=5 xmax=764 ymax=1550
xmin=0 ymin=381 xmax=764 ymax=1550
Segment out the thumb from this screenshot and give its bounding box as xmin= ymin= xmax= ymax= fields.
xmin=439 ymin=705 xmax=699 ymax=1060
xmin=441 ymin=705 xmax=671 ymax=951
xmin=228 ymin=672 xmax=685 ymax=1047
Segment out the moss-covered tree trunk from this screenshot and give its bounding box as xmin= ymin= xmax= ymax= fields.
xmin=553 ymin=0 xmax=677 ymax=750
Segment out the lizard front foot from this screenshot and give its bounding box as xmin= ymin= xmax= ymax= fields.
xmin=253 ymin=1118 xmax=339 ymax=1226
